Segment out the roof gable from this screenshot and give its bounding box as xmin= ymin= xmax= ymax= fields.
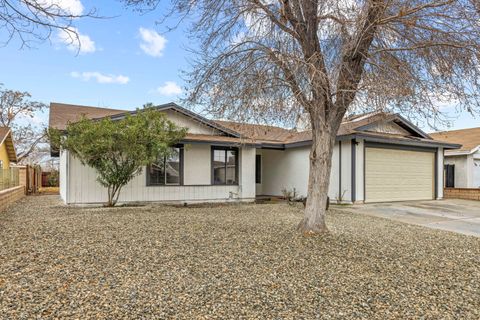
xmin=0 ymin=128 xmax=17 ymax=162
xmin=351 ymin=113 xmax=430 ymax=139
xmin=106 ymin=103 xmax=240 ymax=137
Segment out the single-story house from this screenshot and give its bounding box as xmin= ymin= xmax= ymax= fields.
xmin=430 ymin=128 xmax=480 ymax=188
xmin=49 ymin=102 xmax=459 ymax=205
xmin=0 ymin=127 xmax=17 ymax=168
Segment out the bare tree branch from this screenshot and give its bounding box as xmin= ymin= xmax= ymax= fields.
xmin=124 ymin=0 xmax=480 ymax=234
xmin=0 ymin=0 xmax=100 ymax=50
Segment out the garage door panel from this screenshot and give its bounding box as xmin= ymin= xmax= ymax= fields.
xmin=365 ymin=147 xmax=434 ymax=203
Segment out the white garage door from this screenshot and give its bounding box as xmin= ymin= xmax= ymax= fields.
xmin=365 ymin=147 xmax=435 ymax=203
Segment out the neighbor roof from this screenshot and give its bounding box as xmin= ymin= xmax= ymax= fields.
xmin=430 ymin=127 xmax=480 ymax=154
xmin=0 ymin=127 xmax=17 ymax=162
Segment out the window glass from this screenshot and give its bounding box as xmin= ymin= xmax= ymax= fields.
xmin=166 ymin=148 xmax=180 ymax=184
xmin=213 ymin=149 xmax=226 ymax=184
xmin=148 ymin=147 xmax=181 ymax=185
xmin=149 ymin=160 xmax=166 ymax=185
xmin=212 ymin=148 xmax=237 ymax=185
xmin=226 ymin=150 xmax=237 ymax=184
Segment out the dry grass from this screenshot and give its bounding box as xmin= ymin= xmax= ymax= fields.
xmin=1 ymin=196 xmax=479 ymax=319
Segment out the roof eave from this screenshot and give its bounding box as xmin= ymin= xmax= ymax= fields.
xmin=444 ymin=145 xmax=480 ymax=156
xmin=350 ymin=133 xmax=461 ymax=149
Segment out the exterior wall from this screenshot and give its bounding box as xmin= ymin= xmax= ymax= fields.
xmin=339 ymin=140 xmax=352 ymax=202
xmin=354 ymin=139 xmax=365 ymax=202
xmin=473 ymin=150 xmax=480 ymax=188
xmin=261 ymin=147 xmax=309 ymax=198
xmin=60 ymin=144 xmax=255 ymax=205
xmin=0 ymin=186 xmax=25 ymax=212
xmin=444 ymin=150 xmax=480 ymax=189
xmin=239 ymin=147 xmax=256 ymax=199
xmin=0 ymin=142 xmax=11 ymax=168
xmin=259 ymin=143 xmax=344 ymax=202
xmin=59 ymin=150 xmax=68 ymax=202
xmin=466 ymin=154 xmax=475 ymax=187
xmin=437 ymin=148 xmax=444 ymax=199
xmin=474 ymin=159 xmax=480 ymax=188
xmin=444 ymin=155 xmax=469 ymax=188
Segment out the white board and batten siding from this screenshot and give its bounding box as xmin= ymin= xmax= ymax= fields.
xmin=61 ymin=145 xmax=256 ymax=205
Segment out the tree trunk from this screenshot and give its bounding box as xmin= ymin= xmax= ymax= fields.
xmin=297 ymin=124 xmax=336 ymax=235
xmin=106 ymin=185 xmax=123 ymax=207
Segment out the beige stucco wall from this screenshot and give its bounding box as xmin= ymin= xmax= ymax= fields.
xmin=259 ymin=143 xmax=342 ymax=201
xmin=444 ymin=155 xmax=469 ymax=188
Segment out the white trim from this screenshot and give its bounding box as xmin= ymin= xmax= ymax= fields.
xmin=444 ymin=145 xmax=480 ymax=156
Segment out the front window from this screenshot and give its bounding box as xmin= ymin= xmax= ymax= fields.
xmin=147 ymin=147 xmax=182 ymax=186
xmin=212 ymin=147 xmax=238 ymax=185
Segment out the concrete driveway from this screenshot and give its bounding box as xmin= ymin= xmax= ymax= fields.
xmin=343 ymin=199 xmax=480 ymax=237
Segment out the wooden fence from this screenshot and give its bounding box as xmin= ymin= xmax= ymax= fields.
xmin=0 ymin=167 xmax=20 ymax=191
xmin=16 ymin=165 xmax=42 ymax=195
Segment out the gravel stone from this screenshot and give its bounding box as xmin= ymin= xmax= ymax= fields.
xmin=1 ymin=196 xmax=479 ymax=319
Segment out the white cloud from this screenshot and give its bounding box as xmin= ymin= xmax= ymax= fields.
xmin=139 ymin=27 xmax=167 ymax=57
xmin=38 ymin=0 xmax=84 ymax=16
xmin=58 ymin=27 xmax=96 ymax=54
xmin=155 ymin=81 xmax=182 ymax=95
xmin=71 ymin=71 xmax=130 ymax=84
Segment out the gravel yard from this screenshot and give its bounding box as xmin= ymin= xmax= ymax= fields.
xmin=1 ymin=196 xmax=480 ymax=319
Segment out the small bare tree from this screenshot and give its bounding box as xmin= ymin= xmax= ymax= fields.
xmin=0 ymin=85 xmax=47 ymax=162
xmin=0 ymin=0 xmax=97 ymax=49
xmin=125 ymin=0 xmax=480 ymax=234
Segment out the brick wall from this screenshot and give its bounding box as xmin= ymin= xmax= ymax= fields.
xmin=444 ymin=188 xmax=480 ymax=201
xmin=0 ymin=186 xmax=25 ymax=212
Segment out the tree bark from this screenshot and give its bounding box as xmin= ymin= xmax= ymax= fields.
xmin=297 ymin=116 xmax=337 ymax=235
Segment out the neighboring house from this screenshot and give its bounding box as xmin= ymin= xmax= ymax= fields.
xmin=49 ymin=102 xmax=459 ymax=205
xmin=430 ymin=128 xmax=480 ymax=188
xmin=0 ymin=127 xmax=17 ymax=169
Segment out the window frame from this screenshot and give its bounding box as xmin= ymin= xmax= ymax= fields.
xmin=146 ymin=145 xmax=184 ymax=186
xmin=211 ymin=146 xmax=239 ymax=186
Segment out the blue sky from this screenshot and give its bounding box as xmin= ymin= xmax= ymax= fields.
xmin=0 ymin=0 xmax=478 ymax=133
